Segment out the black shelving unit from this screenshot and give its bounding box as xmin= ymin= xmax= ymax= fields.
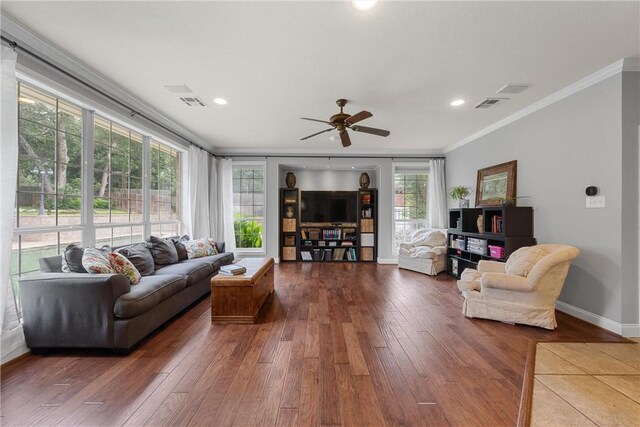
xmin=279 ymin=188 xmax=299 ymax=262
xmin=299 ymin=225 xmax=358 ymax=262
xmin=447 ymin=206 xmax=536 ymax=278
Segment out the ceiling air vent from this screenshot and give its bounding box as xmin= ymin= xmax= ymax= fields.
xmin=474 ymin=98 xmax=507 ymax=109
xmin=179 ymin=96 xmax=207 ymax=107
xmin=496 ymin=84 xmax=529 ymax=95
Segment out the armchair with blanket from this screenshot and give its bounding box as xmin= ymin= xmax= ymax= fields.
xmin=397 ymin=228 xmax=448 ymax=275
xmin=457 ymin=244 xmax=580 ymax=329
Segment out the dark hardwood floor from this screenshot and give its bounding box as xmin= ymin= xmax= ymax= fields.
xmin=1 ymin=263 xmax=624 ymax=426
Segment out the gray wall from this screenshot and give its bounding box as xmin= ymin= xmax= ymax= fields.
xmin=446 ymin=70 xmax=639 ymax=327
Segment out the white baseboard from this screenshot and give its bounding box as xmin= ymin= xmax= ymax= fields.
xmin=377 ymin=258 xmax=398 ymax=265
xmin=555 ymin=301 xmax=640 ymax=337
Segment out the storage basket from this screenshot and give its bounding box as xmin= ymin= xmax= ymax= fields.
xmin=488 ymin=245 xmax=505 ymax=259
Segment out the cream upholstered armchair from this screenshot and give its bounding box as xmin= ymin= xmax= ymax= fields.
xmin=458 ymin=244 xmax=580 ymax=330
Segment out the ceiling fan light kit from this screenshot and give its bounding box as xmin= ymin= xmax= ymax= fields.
xmin=300 ymin=98 xmax=390 ymax=148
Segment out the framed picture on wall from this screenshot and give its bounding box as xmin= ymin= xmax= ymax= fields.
xmin=475 ymin=160 xmax=517 ymax=206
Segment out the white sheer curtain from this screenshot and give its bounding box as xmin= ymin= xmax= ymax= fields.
xmin=1 ymin=46 xmax=26 ymax=362
xmin=428 ymin=158 xmax=448 ymax=229
xmin=217 ymin=158 xmax=236 ymax=254
xmin=208 ymin=156 xmax=219 ymax=239
xmin=186 ymin=145 xmax=211 ymax=239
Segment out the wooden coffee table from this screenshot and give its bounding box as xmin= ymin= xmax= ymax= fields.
xmin=210 ymin=257 xmax=275 ymax=324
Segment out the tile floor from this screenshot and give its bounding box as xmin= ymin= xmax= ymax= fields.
xmin=531 ymin=340 xmax=640 ymax=426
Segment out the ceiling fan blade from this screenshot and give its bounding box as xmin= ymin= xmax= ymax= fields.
xmin=300 ymin=117 xmax=333 ymax=125
xmin=300 ymin=128 xmax=334 ymax=141
xmin=340 ymin=131 xmax=352 ymax=148
xmin=351 ymin=125 xmax=390 ymax=137
xmin=345 ymin=110 xmax=372 ymax=125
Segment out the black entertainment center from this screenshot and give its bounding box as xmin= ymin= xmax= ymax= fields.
xmin=280 ymin=188 xmax=378 ymax=262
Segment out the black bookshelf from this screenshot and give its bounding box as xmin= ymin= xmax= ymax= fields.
xmin=447 ymin=206 xmax=536 ymax=278
xmin=279 ymin=188 xmax=299 ymax=262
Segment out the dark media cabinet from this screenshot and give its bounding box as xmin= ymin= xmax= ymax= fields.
xmin=447 ymin=206 xmax=536 ymax=278
xmin=279 ymin=188 xmax=378 ymax=262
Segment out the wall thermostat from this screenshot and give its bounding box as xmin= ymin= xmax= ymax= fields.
xmin=585 ymin=186 xmax=598 ymax=196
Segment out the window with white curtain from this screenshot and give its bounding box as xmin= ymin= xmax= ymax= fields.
xmin=232 ymin=164 xmax=265 ymax=250
xmin=393 ymin=164 xmax=429 ymax=253
xmin=13 ymin=82 xmax=84 ymax=312
xmin=150 ymin=139 xmax=182 ymax=238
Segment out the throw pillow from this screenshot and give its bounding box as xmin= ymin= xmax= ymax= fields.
xmin=412 ymin=230 xmax=447 ymax=247
xmin=171 ymin=235 xmax=190 ymax=261
xmin=61 ymin=243 xmax=87 ymax=273
xmin=147 ymin=235 xmax=179 ymax=266
xmin=207 ymin=239 xmax=219 ymax=255
xmin=505 ymin=246 xmax=548 ymax=277
xmin=184 ymin=238 xmax=217 ymax=259
xmin=108 ymin=252 xmax=141 ymax=284
xmin=82 ymin=247 xmax=114 ymax=274
xmin=116 ymin=243 xmax=155 ymax=276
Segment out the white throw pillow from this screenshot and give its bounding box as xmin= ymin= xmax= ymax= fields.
xmin=412 ymin=230 xmax=447 ymax=247
xmin=505 ymin=246 xmax=548 ymax=277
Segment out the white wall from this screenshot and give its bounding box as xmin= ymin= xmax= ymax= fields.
xmin=446 ymin=64 xmax=639 ymax=334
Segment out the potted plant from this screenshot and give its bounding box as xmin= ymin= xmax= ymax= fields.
xmin=449 ymin=186 xmax=472 ymax=208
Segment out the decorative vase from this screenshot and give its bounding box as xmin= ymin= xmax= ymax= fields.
xmin=285 ymin=172 xmax=296 ymax=188
xmin=285 ymin=206 xmax=294 ymax=218
xmin=458 ymin=199 xmax=469 ymax=208
xmin=477 ymin=215 xmax=484 ymax=234
xmin=359 ymin=172 xmax=370 ymax=189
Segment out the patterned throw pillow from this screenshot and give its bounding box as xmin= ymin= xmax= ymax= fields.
xmin=82 ymin=247 xmax=114 ymax=274
xmin=207 ymin=239 xmax=219 ymax=255
xmin=184 ymin=238 xmax=217 ymax=259
xmin=108 ymin=252 xmax=141 ymax=284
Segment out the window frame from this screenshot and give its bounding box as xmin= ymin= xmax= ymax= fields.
xmin=391 ymin=162 xmax=430 ymax=255
xmin=231 ymin=160 xmax=267 ymax=254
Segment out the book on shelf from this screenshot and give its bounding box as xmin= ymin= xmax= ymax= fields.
xmin=322 ymin=228 xmax=342 ymax=240
xmin=318 ymin=240 xmax=326 ymax=247
xmin=300 ymin=229 xmax=307 ymax=239
xmin=328 ymin=241 xmax=337 ymax=247
xmin=300 ymin=251 xmax=312 ymax=260
xmin=491 ymin=215 xmax=503 ymax=233
xmin=346 ymin=247 xmax=357 ymax=261
xmin=219 ymin=264 xmax=247 ymax=275
xmin=323 ymin=249 xmax=332 ymax=261
xmin=341 ymin=241 xmax=353 ymax=246
xmin=332 ymin=248 xmax=346 ymax=261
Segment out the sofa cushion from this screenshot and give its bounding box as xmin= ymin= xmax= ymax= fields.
xmin=147 ymin=236 xmax=179 ymax=266
xmin=184 ymin=238 xmax=217 ymax=259
xmin=180 ymin=252 xmax=234 ymax=272
xmin=114 ymin=274 xmax=186 ymax=319
xmin=170 ymin=235 xmax=190 ymax=261
xmin=506 ymin=246 xmax=548 ymax=277
xmin=82 ymin=247 xmax=114 ymax=274
xmin=108 ymin=252 xmax=141 ymax=284
xmin=116 ymin=243 xmax=155 ymax=276
xmin=61 ymin=244 xmax=87 ymax=273
xmin=154 ymin=261 xmax=213 ymax=287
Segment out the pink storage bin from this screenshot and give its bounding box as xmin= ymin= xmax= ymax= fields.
xmin=488 ymin=245 xmax=505 ymax=259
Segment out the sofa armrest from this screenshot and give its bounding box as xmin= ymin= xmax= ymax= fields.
xmin=481 ymin=273 xmax=532 ymax=292
xmin=477 ymin=260 xmax=506 ymax=274
xmin=19 ymin=273 xmax=131 ymax=348
xmin=216 ymin=241 xmax=226 ymax=253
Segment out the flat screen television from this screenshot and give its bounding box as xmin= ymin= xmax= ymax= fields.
xmin=300 ymin=191 xmax=358 ymax=223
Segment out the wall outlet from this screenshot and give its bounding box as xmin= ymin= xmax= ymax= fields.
xmin=586 ymin=195 xmax=605 ymax=208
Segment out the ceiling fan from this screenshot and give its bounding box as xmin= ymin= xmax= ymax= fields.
xmin=300 ymin=99 xmax=390 ymax=147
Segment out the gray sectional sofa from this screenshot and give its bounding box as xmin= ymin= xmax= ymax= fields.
xmin=19 ymin=239 xmax=233 ymax=352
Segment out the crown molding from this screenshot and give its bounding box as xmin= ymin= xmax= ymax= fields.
xmin=215 ymin=147 xmax=444 ymax=157
xmin=444 ymin=58 xmax=630 ymax=154
xmin=1 ymin=14 xmax=213 ymax=150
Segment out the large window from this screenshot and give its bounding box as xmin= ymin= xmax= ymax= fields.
xmin=13 ymin=83 xmax=84 ymax=307
xmin=150 ymin=140 xmax=181 ymax=237
xmin=94 ymin=116 xmax=145 ymax=247
xmin=393 ymin=165 xmax=429 ymax=253
xmin=232 ymin=164 xmax=265 ymax=250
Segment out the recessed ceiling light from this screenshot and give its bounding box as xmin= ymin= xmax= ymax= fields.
xmin=351 ymin=166 xmax=356 ymax=169
xmin=352 ymin=0 xmax=379 ymax=12
xmin=450 ymin=99 xmax=466 ymax=107
xmin=213 ymin=98 xmax=228 ymax=105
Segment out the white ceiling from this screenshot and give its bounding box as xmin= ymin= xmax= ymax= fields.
xmin=2 ymin=1 xmax=638 ymax=154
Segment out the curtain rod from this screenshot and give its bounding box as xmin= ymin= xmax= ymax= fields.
xmin=227 ymin=154 xmax=446 ymax=160
xmin=1 ymin=35 xmax=216 ymax=157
